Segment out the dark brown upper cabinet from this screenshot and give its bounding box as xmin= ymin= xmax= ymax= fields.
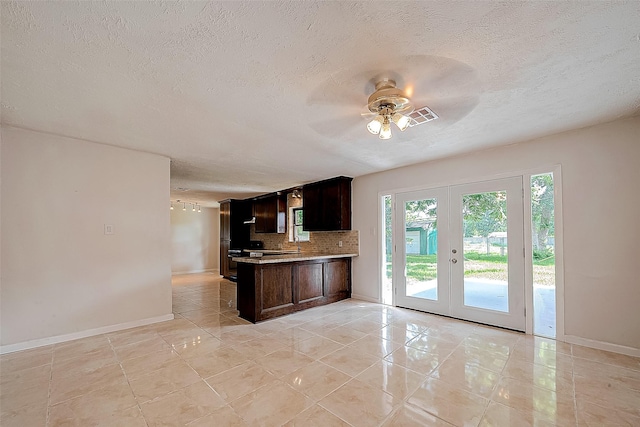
xmin=219 ymin=199 xmax=252 ymax=247
xmin=253 ymin=192 xmax=286 ymax=233
xmin=303 ymin=176 xmax=352 ymax=231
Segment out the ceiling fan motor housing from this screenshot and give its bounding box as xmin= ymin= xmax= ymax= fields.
xmin=367 ymin=79 xmax=413 ymax=114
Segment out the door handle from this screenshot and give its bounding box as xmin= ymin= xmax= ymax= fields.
xmin=451 ymin=258 xmax=457 ymax=264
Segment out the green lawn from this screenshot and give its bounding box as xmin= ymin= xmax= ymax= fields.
xmin=386 ymin=252 xmax=555 ymax=283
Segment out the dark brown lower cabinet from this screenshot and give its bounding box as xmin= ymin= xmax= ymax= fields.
xmin=237 ymin=258 xmax=351 ymax=323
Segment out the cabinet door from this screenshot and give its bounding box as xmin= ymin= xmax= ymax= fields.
xmin=324 ymin=259 xmax=349 ymax=298
xmin=220 ymin=201 xmax=231 ymax=240
xmin=260 ymin=264 xmax=294 ymax=312
xmin=295 ymin=263 xmax=324 ymax=303
xmin=220 ymin=240 xmax=230 ymax=277
xmin=302 ymin=184 xmax=322 ymax=231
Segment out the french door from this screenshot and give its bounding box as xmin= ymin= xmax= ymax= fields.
xmin=394 ymin=177 xmax=525 ymax=331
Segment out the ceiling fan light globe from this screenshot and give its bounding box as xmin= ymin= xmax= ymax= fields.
xmin=392 ymin=112 xmax=411 ymax=131
xmin=379 ymin=120 xmax=392 ymax=139
xmin=367 ymin=116 xmax=384 ymax=134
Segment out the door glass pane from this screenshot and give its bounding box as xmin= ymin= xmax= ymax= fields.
xmin=531 ymin=173 xmax=556 ymax=337
xmin=405 ymin=198 xmax=438 ymax=300
xmin=382 ymin=195 xmax=393 ymax=305
xmin=462 ymin=191 xmax=508 ymax=312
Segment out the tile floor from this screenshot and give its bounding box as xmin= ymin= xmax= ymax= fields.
xmin=1 ymin=272 xmax=639 ymax=426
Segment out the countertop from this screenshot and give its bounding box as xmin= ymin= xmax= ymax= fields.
xmin=232 ymin=252 xmax=358 ymax=265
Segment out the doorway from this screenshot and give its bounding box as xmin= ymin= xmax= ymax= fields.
xmin=394 ymin=177 xmax=525 ymax=331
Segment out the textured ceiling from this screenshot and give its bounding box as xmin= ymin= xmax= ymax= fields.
xmin=2 ymin=1 xmax=639 ymax=205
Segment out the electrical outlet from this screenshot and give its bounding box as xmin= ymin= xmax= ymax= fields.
xmin=104 ymin=224 xmax=114 ymax=235
xmin=277 ymin=243 xmax=283 ymax=249
xmin=338 ymin=241 xmax=343 ymax=247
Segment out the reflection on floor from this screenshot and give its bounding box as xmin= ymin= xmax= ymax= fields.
xmin=1 ymin=273 xmax=639 ymax=426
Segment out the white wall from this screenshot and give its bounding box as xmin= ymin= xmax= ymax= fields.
xmin=0 ymin=127 xmax=173 ymax=349
xmin=352 ymin=116 xmax=640 ymax=351
xmin=171 ymin=206 xmax=220 ymax=274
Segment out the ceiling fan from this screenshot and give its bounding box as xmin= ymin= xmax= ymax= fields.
xmin=306 ymin=55 xmax=479 ymax=140
xmin=362 ymin=78 xmax=438 ymax=140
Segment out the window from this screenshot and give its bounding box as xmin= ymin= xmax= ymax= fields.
xmin=289 ymin=207 xmax=310 ymax=242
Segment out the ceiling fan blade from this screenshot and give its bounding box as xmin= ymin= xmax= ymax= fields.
xmin=308 ymin=115 xmax=363 ymax=139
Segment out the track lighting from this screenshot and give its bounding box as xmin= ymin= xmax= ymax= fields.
xmin=170 ymin=199 xmax=204 ymax=213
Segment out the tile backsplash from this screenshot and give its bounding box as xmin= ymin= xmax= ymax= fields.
xmin=250 ymin=228 xmax=359 ymax=255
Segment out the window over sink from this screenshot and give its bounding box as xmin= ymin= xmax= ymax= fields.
xmin=289 ymin=207 xmax=310 ymax=242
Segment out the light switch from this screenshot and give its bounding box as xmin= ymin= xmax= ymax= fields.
xmin=104 ymin=224 xmax=114 ymax=235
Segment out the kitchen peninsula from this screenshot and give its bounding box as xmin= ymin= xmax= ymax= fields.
xmin=233 ymin=252 xmax=357 ymax=323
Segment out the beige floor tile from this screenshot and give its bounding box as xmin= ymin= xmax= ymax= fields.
xmin=283 ymin=361 xmax=351 ymax=401
xmin=319 ymin=378 xmax=400 ymax=427
xmin=50 ymin=363 xmax=127 ymax=404
xmin=129 ymin=359 xmax=202 ymax=403
xmin=266 ymin=326 xmax=318 ymax=345
xmin=255 ymin=348 xmax=315 ymax=378
xmin=51 ymin=345 xmax=118 ymax=380
xmin=230 ymin=380 xmax=313 ymax=426
xmin=405 ymin=334 xmax=459 ymax=354
xmin=574 ymin=375 xmax=640 ymax=418
xmin=0 ymin=378 xmax=49 ymax=412
xmin=479 ymin=401 xmax=556 ymax=427
xmin=108 ymin=327 xmax=162 ymax=348
xmin=320 ymin=346 xmax=379 ymax=377
xmin=407 ymin=377 xmax=488 ymax=427
xmin=343 ymin=318 xmax=386 ymax=334
xmin=316 ymin=327 xmax=367 ymax=345
xmin=284 ymin=404 xmax=351 ymax=427
xmin=120 ymin=347 xmax=182 ymax=379
xmin=158 ymin=326 xmax=211 ymax=347
xmin=429 ymin=355 xmax=499 ymax=398
xmin=576 ymin=398 xmax=640 ymax=426
xmin=502 ymin=357 xmax=574 ymax=394
xmin=0 ymin=363 xmax=51 ymax=390
xmin=48 ymin=381 xmax=139 ymax=425
xmin=447 ymin=345 xmax=509 ymax=373
xmin=217 ymin=328 xmax=265 ymax=345
xmin=186 ymin=406 xmax=248 ymax=426
xmin=492 ymin=376 xmax=576 ymax=424
xmin=0 ymin=348 xmax=52 ymax=373
xmin=357 ymin=360 xmax=426 ymax=400
xmin=140 ymin=380 xmax=226 ymax=426
xmin=53 ymin=335 xmax=111 ymax=362
xmin=347 ymin=334 xmax=401 ymax=358
xmin=462 ymin=333 xmax=518 ymax=358
xmin=572 ymin=345 xmax=640 ymax=371
xmin=230 ymin=336 xmax=288 ymax=359
xmin=381 ymin=403 xmax=455 ymax=427
xmin=510 ymin=346 xmax=574 ymax=371
xmin=516 ymin=335 xmax=572 ymax=355
xmin=293 ymin=335 xmax=344 ymax=359
xmin=184 ymin=346 xmax=249 ymax=378
xmin=205 ymin=361 xmax=278 ymax=402
xmin=0 ymin=401 xmax=48 ymax=427
xmin=170 ymin=334 xmax=225 ymax=359
xmin=420 ymin=326 xmax=471 ymax=345
xmin=573 ymin=356 xmax=640 ymax=391
xmin=384 ymin=345 xmax=447 ymax=375
xmin=375 ymin=324 xmax=423 ymax=345
xmin=113 ymin=335 xmax=171 ymax=361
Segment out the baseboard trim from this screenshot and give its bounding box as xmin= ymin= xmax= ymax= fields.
xmin=564 ymin=334 xmax=640 ymax=358
xmin=0 ymin=313 xmax=175 ymax=355
xmin=351 ymin=293 xmax=380 ymax=304
xmin=171 ymin=268 xmax=219 ymax=275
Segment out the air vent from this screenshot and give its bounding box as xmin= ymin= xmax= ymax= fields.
xmin=408 ymin=106 xmax=439 ymax=127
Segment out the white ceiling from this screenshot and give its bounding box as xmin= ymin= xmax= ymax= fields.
xmin=2 ymin=1 xmax=639 ymax=205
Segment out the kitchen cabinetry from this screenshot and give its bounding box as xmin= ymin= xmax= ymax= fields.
xmin=219 ymin=199 xmax=251 ymax=279
xmin=253 ymin=192 xmax=286 ymax=234
xmin=236 ymin=257 xmax=351 ymax=323
xmin=303 ymin=176 xmax=352 ymax=231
